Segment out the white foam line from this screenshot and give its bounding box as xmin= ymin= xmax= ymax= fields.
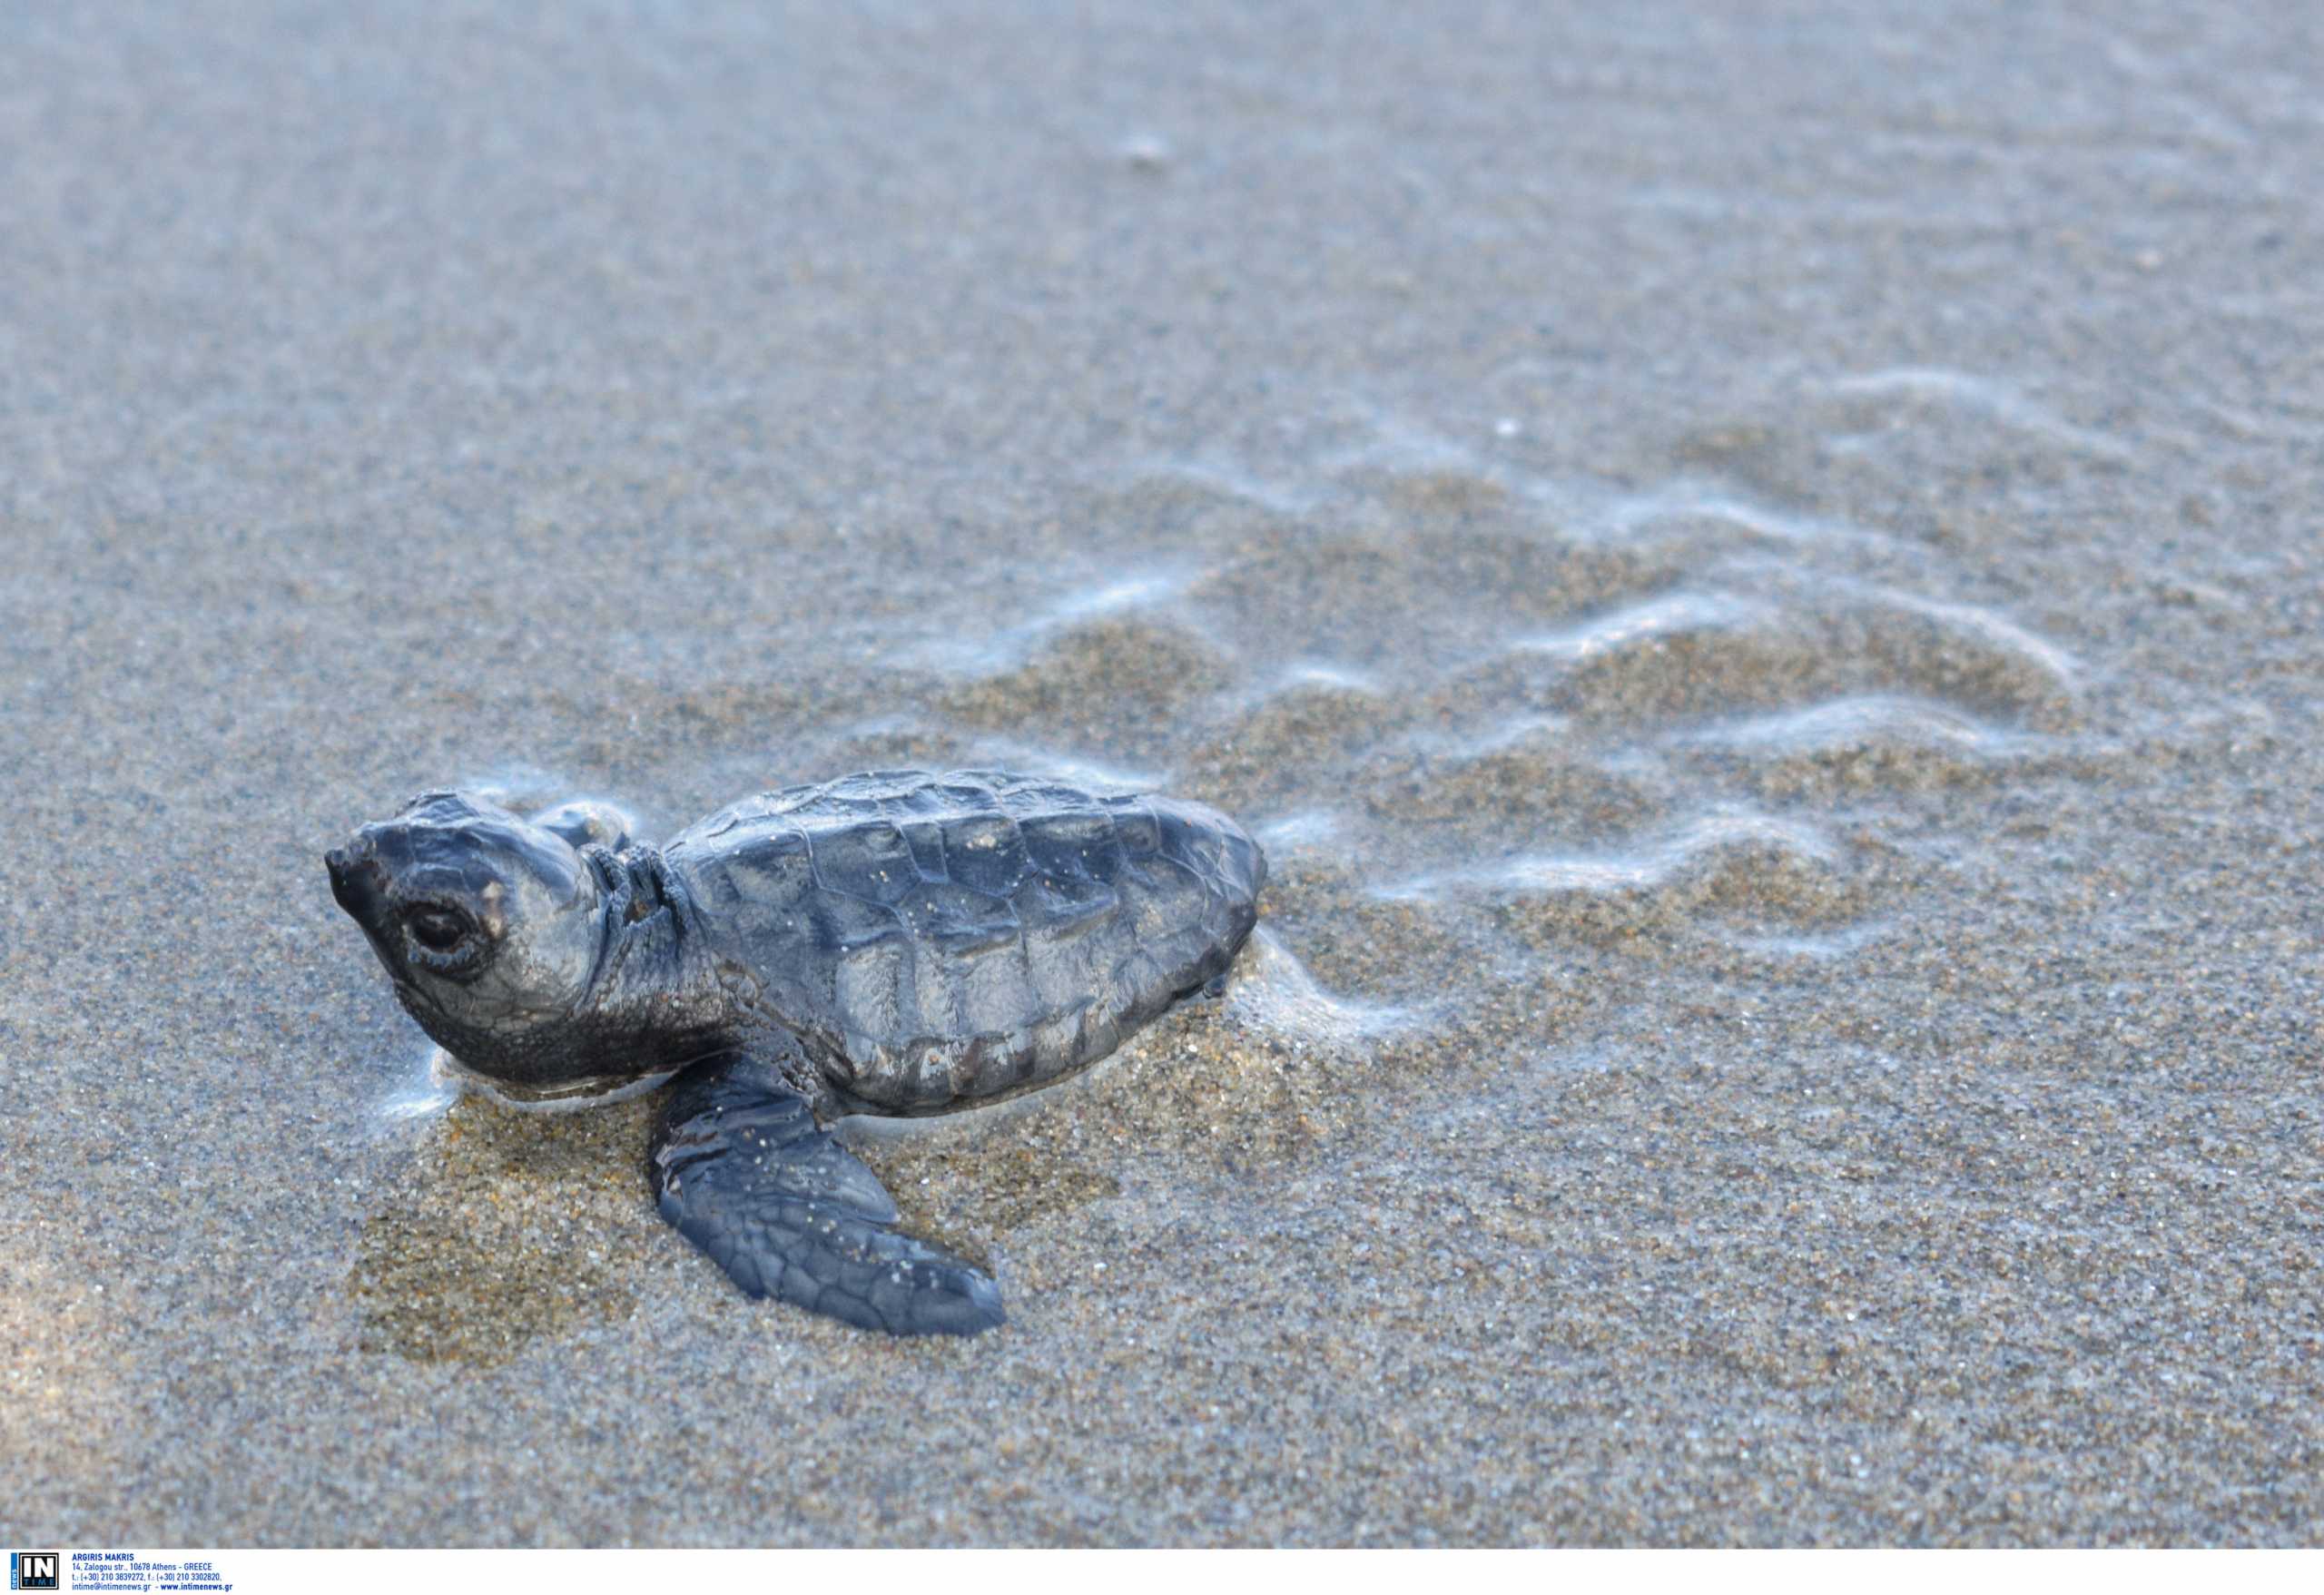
xmin=1676 ymin=694 xmax=2029 ymax=755
xmin=1378 ymin=812 xmax=1836 ymax=903
xmin=1828 ymin=367 xmax=2133 ymax=461
xmin=1511 ymin=591 xmax=1765 ymax=663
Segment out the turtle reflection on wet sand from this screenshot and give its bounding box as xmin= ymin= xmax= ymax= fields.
xmin=326 ymin=769 xmax=1267 ymax=1336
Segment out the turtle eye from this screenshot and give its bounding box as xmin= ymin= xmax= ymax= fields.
xmin=406 ymin=905 xmax=471 ymax=953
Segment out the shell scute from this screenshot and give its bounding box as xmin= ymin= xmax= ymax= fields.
xmin=896 ymin=818 xmax=950 ymax=881
xmin=1018 ymin=807 xmax=1127 ymax=886
xmin=808 ymin=888 xmax=908 ymax=955
xmin=1103 ymin=796 xmax=1165 ymax=858
xmin=808 ymin=818 xmax=920 ymax=907
xmin=834 ymin=941 xmax=911 ymax=1049
xmin=940 ymin=810 xmax=1032 ymax=900
xmin=891 ymin=878 xmax=1022 ymax=954
xmin=711 ymin=826 xmax=815 ymax=913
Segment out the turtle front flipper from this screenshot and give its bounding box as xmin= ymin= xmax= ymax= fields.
xmin=647 ymin=1054 xmax=1005 ymax=1336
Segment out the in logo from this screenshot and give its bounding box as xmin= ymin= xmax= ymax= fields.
xmin=8 ymin=1554 xmax=58 ymax=1592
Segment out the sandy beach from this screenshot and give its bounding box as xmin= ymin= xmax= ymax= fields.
xmin=3 ymin=0 xmax=2319 ymax=1545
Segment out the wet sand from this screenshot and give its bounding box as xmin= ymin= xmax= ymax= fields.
xmin=3 ymin=0 xmax=2320 ymax=1547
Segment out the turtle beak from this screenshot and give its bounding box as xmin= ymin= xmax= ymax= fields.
xmin=326 ymin=842 xmax=387 ymax=927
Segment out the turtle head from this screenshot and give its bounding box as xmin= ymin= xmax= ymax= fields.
xmin=326 ymin=791 xmax=616 ymax=1090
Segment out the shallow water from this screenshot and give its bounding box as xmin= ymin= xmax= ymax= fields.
xmin=5 ymin=0 xmax=2321 ymax=1546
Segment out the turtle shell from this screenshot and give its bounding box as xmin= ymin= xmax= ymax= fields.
xmin=665 ymin=770 xmax=1266 ymax=1112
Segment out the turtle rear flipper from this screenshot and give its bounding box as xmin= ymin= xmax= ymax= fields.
xmin=648 ymin=1054 xmax=1005 ymax=1336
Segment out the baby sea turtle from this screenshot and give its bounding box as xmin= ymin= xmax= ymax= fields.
xmin=325 ymin=769 xmax=1266 ymax=1336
